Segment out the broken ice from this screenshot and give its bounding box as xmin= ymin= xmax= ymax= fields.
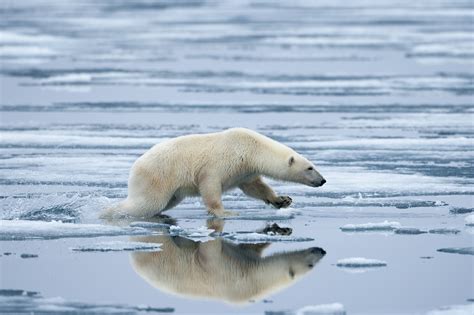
xmin=340 ymin=221 xmax=401 ymax=232
xmin=437 ymin=247 xmax=474 ymax=256
xmin=336 ymin=257 xmax=387 ymax=268
xmin=0 ymin=220 xmax=151 ymax=240
xmin=71 ymin=241 xmax=162 ymax=252
xmin=223 ymin=232 xmax=314 ymax=243
xmin=394 ymin=227 xmax=428 ymax=235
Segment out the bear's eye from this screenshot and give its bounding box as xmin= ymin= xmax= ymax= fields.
xmin=307 ymin=167 xmax=313 ymax=171
xmin=289 ymin=268 xmax=295 ymax=278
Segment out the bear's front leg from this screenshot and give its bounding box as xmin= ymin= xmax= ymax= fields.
xmin=239 ymin=176 xmax=293 ymax=209
xmin=198 ymin=174 xmax=238 ymax=217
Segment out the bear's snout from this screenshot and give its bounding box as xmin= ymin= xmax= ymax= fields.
xmin=311 ymin=178 xmax=326 ymax=187
xmin=310 ymin=247 xmax=326 ymax=256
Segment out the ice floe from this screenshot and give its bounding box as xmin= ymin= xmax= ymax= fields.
xmin=0 ymin=220 xmax=151 ymax=240
xmin=223 ymin=232 xmax=314 ymax=244
xmin=394 ymin=227 xmax=428 ymax=235
xmin=340 ymin=220 xmax=401 ymax=232
xmin=428 ymin=228 xmax=460 ymax=235
xmin=465 ymin=215 xmax=474 ymax=226
xmin=336 ymin=257 xmax=387 ymax=268
xmin=168 ymin=225 xmax=215 ymax=242
xmin=296 ymin=303 xmax=346 ymax=315
xmin=450 ymin=207 xmax=473 ymax=214
xmin=0 ymin=289 xmax=173 ymax=314
xmin=426 ymin=303 xmax=474 ymax=315
xmin=20 ymin=254 xmax=38 ymax=259
xmin=437 ymin=247 xmax=474 ymax=256
xmin=71 ymin=241 xmax=161 ymax=252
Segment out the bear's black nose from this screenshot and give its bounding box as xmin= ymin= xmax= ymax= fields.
xmin=310 ymin=247 xmax=326 ymax=255
xmin=321 ymin=179 xmax=326 ymax=186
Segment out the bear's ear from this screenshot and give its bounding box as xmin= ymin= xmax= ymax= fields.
xmin=288 ymin=156 xmax=295 ymax=167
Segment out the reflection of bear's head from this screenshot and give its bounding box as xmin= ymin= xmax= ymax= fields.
xmin=130 ymin=235 xmax=325 ymax=304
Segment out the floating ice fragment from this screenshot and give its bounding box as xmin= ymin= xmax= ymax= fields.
xmin=465 ymin=215 xmax=474 ymax=226
xmin=168 ymin=225 xmax=215 ymax=241
xmin=449 ymin=207 xmax=473 ymax=214
xmin=276 ymin=207 xmax=301 ymax=216
xmin=224 ymin=232 xmax=313 ymax=244
xmin=296 ymin=303 xmax=346 ymax=315
xmin=129 ymin=222 xmax=171 ymax=229
xmin=394 ymin=227 xmax=427 ymax=235
xmin=0 ymin=289 xmax=174 ymax=313
xmin=428 ymin=228 xmax=460 ymax=235
xmin=437 ymin=247 xmax=474 ymax=256
xmin=71 ymin=241 xmax=162 ymax=252
xmin=20 ymin=254 xmax=38 ymax=259
xmin=0 ymin=220 xmax=150 ymax=240
xmin=340 ymin=220 xmax=400 ymax=232
xmin=426 ymin=303 xmax=474 ymax=315
xmin=336 ymin=257 xmax=387 ymax=268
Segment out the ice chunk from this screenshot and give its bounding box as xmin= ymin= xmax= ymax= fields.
xmin=465 ymin=215 xmax=474 ymax=226
xmin=394 ymin=227 xmax=427 ymax=235
xmin=0 ymin=289 xmax=174 ymax=313
xmin=450 ymin=207 xmax=473 ymax=214
xmin=437 ymin=247 xmax=474 ymax=256
xmin=296 ymin=303 xmax=346 ymax=315
xmin=71 ymin=241 xmax=161 ymax=252
xmin=169 ymin=225 xmax=215 ymax=242
xmin=336 ymin=257 xmax=387 ymax=268
xmin=20 ymin=254 xmax=38 ymax=259
xmin=129 ymin=222 xmax=171 ymax=229
xmin=0 ymin=220 xmax=151 ymax=241
xmin=426 ymin=303 xmax=474 ymax=315
xmin=428 ymin=228 xmax=461 ymax=235
xmin=224 ymin=232 xmax=314 ymax=243
xmin=340 ymin=220 xmax=400 ymax=232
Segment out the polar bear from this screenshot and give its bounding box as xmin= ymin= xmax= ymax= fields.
xmin=130 ymin=232 xmax=326 ymax=303
xmin=102 ymin=128 xmax=325 ymax=218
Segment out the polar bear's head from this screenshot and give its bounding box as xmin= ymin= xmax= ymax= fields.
xmin=287 ymin=154 xmax=326 ymax=187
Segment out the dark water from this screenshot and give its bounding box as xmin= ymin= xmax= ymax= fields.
xmin=0 ymin=0 xmax=473 ymax=314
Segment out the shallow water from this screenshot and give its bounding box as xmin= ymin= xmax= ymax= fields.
xmin=0 ymin=0 xmax=473 ymax=314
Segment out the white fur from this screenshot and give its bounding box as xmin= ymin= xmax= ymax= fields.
xmin=101 ymin=128 xmax=325 ymax=218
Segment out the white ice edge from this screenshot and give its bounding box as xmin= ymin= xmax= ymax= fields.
xmin=296 ymin=303 xmax=346 ymax=315
xmin=465 ymin=214 xmax=474 ymax=226
xmin=340 ymin=220 xmax=401 ymax=231
xmin=426 ymin=303 xmax=474 ymax=315
xmin=0 ymin=220 xmax=150 ymax=240
xmin=71 ymin=241 xmax=162 ymax=252
xmin=336 ymin=257 xmax=387 ymax=268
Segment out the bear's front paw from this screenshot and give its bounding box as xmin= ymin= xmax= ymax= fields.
xmin=272 ymin=196 xmax=292 ymax=209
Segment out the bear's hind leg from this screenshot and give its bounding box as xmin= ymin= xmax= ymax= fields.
xmin=239 ymin=176 xmax=292 ymax=209
xmin=162 ymin=194 xmax=184 ymax=211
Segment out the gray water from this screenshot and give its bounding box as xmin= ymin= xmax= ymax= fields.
xmin=0 ymin=1 xmax=473 ymax=314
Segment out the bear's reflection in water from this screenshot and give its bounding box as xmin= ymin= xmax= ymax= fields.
xmin=129 ymin=220 xmax=326 ymax=304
